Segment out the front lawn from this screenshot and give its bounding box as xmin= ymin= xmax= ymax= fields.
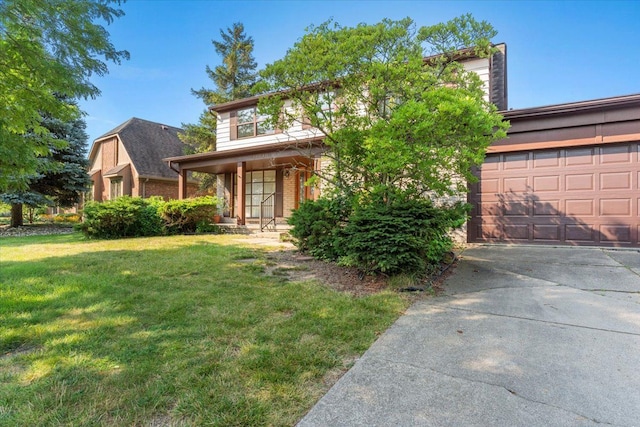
xmin=0 ymin=233 xmax=410 ymax=426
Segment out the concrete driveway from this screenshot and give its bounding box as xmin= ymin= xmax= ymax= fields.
xmin=299 ymin=245 xmax=640 ymax=426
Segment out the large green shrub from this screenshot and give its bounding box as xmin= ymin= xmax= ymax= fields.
xmin=78 ymin=196 xmax=221 ymax=238
xmin=340 ymin=194 xmax=468 ymax=275
xmin=288 ymin=192 xmax=468 ymax=275
xmin=78 ymin=197 xmax=164 ymax=239
xmin=158 ymin=196 xmax=219 ymax=234
xmin=287 ymin=197 xmax=351 ymax=260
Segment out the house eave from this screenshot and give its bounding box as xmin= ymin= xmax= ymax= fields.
xmin=500 ymin=93 xmax=640 ymax=120
xmin=164 ymin=138 xmax=325 ymax=164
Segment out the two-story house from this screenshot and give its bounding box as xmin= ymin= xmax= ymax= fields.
xmin=88 ymin=117 xmax=198 ymax=202
xmin=164 ymin=44 xmax=508 ymax=228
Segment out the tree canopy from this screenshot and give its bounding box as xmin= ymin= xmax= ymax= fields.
xmin=183 ymin=22 xmax=258 ymax=156
xmin=0 ymin=0 xmax=128 ymax=192
xmin=256 ymin=15 xmax=509 ymax=202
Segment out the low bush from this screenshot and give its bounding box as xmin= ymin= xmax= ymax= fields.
xmin=288 ymin=191 xmax=469 ymax=276
xmin=53 ymin=213 xmax=82 ymax=223
xmin=340 ymin=194 xmax=468 ymax=275
xmin=78 ymin=196 xmax=222 ymax=239
xmin=287 ymin=196 xmax=351 ymax=260
xmin=158 ymin=196 xmax=219 ymax=234
xmin=78 ymin=197 xmax=164 ymax=239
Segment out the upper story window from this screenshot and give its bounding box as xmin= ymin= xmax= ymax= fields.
xmin=234 ymin=106 xmax=275 ymax=139
xmin=303 ymin=91 xmax=337 ymax=130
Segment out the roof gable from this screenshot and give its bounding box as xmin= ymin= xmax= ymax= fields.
xmin=90 ymin=117 xmax=188 ymax=180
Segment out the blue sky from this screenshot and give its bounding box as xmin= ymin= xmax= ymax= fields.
xmin=79 ymin=0 xmax=640 ymax=142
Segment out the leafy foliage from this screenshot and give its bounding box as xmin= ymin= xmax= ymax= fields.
xmin=78 ymin=196 xmax=222 ymax=239
xmin=340 ymin=193 xmax=469 ymax=275
xmin=289 ymin=194 xmax=468 ymax=276
xmin=260 ymin=16 xmax=508 ymax=276
xmin=158 ymin=196 xmax=220 ymax=234
xmin=287 ymin=197 xmax=351 ymax=260
xmin=1 ymin=102 xmax=91 ymax=226
xmin=257 ymin=16 xmax=508 ymax=201
xmin=79 ymin=197 xmax=164 ymax=239
xmin=0 ymin=0 xmax=128 ymax=192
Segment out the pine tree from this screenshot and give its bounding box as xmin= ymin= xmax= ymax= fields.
xmin=181 ymin=23 xmax=257 ymax=156
xmin=181 ymin=23 xmax=258 ymax=193
xmin=0 ymin=0 xmax=127 ymax=193
xmin=192 ymin=22 xmax=257 ymax=106
xmin=1 ymin=110 xmax=91 ymax=227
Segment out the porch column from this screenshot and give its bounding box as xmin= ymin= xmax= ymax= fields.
xmin=236 ymin=161 xmax=246 ymax=225
xmin=178 ymin=168 xmax=187 ymax=199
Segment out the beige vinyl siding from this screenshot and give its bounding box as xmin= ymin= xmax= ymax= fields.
xmin=463 ymin=57 xmax=490 ymax=102
xmin=216 ymin=102 xmax=325 ymax=151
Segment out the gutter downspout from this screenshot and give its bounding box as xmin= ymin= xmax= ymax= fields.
xmin=167 ymin=160 xmax=180 ymax=174
xmin=142 ymin=178 xmax=149 ymax=198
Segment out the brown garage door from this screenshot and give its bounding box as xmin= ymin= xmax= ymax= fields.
xmin=468 ymin=142 xmax=639 ymax=246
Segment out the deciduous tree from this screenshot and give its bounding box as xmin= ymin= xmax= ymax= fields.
xmin=0 ymin=0 xmax=128 ymax=193
xmin=257 ymin=15 xmax=509 ymax=203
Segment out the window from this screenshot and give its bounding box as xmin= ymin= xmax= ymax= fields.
xmin=315 ymin=91 xmax=335 ymax=120
xmin=377 ymin=93 xmax=404 ymax=119
xmin=303 ymin=91 xmax=337 ymax=130
xmin=110 ymin=178 xmax=122 ymax=199
xmin=245 ymin=170 xmax=276 ymax=218
xmin=86 ymin=183 xmax=94 ymax=202
xmin=235 ymin=106 xmax=275 ymax=139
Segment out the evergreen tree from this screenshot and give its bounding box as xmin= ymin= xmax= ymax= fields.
xmin=1 ymin=110 xmax=91 ymax=227
xmin=181 ymin=23 xmax=257 ymax=156
xmin=181 ymin=22 xmax=257 ymax=192
xmin=192 ymin=22 xmax=258 ymax=106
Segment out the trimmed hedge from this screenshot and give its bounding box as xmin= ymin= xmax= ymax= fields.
xmin=159 ymin=196 xmax=218 ymax=234
xmin=78 ymin=197 xmax=164 ymax=239
xmin=78 ymin=196 xmax=221 ymax=239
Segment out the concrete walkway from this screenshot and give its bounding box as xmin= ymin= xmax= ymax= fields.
xmin=298 ymin=245 xmax=640 ymax=426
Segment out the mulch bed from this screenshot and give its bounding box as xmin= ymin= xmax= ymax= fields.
xmin=0 ymin=224 xmax=75 ymax=238
xmin=265 ymin=248 xmax=458 ymax=297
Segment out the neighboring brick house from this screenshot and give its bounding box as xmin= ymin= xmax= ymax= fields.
xmin=164 ymin=45 xmax=508 ymax=227
xmin=88 ymin=118 xmax=198 ymax=202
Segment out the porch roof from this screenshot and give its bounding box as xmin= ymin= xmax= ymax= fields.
xmin=164 ymin=139 xmax=326 ymax=175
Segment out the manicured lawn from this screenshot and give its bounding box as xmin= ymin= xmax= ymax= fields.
xmin=0 ymin=233 xmax=410 ymax=426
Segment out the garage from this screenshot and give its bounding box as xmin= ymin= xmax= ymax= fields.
xmin=468 ymin=94 xmax=640 ymax=246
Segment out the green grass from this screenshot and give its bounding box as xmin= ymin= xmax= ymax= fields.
xmin=0 ymin=233 xmax=410 ymax=426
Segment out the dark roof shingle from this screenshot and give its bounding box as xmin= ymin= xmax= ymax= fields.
xmin=95 ymin=117 xmax=188 ymax=179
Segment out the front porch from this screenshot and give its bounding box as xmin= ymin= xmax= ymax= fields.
xmin=165 ymin=140 xmax=325 ymax=227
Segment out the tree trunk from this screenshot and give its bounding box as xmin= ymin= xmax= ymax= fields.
xmin=10 ymin=203 xmax=23 ymax=227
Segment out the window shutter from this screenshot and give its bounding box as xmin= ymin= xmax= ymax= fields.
xmin=230 ymin=111 xmax=238 ymax=140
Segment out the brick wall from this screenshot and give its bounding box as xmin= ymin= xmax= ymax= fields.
xmin=139 ymin=179 xmax=198 ymax=200
xmin=282 ymin=171 xmax=297 ymax=218
xmin=99 ymin=138 xmax=118 ymax=201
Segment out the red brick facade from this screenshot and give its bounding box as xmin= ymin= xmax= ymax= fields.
xmin=89 ymin=135 xmax=198 ymax=202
